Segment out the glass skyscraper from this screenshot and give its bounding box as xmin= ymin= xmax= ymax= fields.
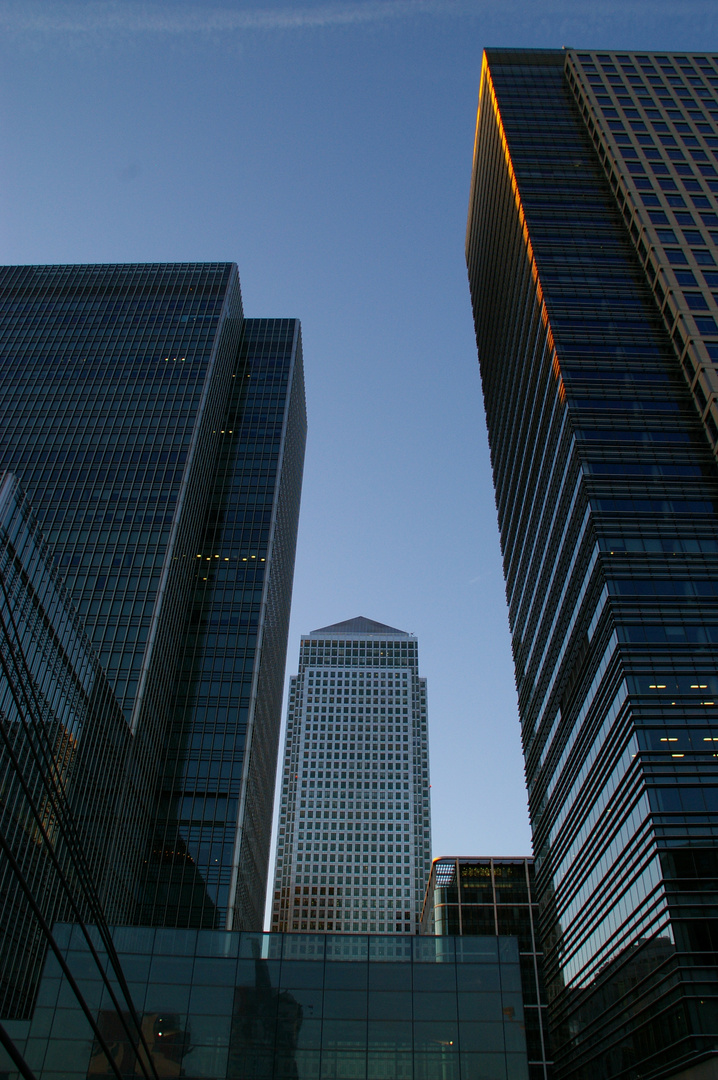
xmin=467 ymin=51 xmax=718 ymax=1080
xmin=0 ymin=264 xmax=306 ymax=939
xmin=271 ymin=617 xmax=431 ymax=936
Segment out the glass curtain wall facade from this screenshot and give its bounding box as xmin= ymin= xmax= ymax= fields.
xmin=467 ymin=51 xmax=718 ymax=1080
xmin=0 ymin=265 xmax=306 ymax=937
xmin=140 ymin=318 xmax=306 ymax=932
xmin=271 ymin=617 xmax=432 ymax=935
xmin=10 ymin=925 xmax=529 ymax=1080
xmin=421 ymin=857 xmax=550 ymax=1080
xmin=0 ymin=472 xmax=132 ymax=1020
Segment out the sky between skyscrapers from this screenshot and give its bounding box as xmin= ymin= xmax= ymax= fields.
xmin=1 ymin=0 xmax=717 ymax=875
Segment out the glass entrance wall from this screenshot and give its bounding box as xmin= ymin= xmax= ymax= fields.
xmin=6 ymin=926 xmax=529 ymax=1080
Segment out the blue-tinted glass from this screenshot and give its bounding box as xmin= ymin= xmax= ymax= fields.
xmin=366 ymin=1020 xmax=413 ymax=1049
xmin=413 ymin=1021 xmax=459 ymax=1052
xmin=324 ymin=962 xmax=368 ymax=990
xmin=23 ymin=928 xmax=532 ymax=1078
xmin=413 ymin=1053 xmax=460 ymax=1080
xmin=412 ymin=965 xmax=456 ymax=993
xmin=457 ymin=993 xmax=504 ymax=1023
xmin=320 ymin=1050 xmax=367 ymax=1079
xmin=459 ymin=1022 xmax=506 ymax=1053
xmin=368 ymin=965 xmax=412 ymax=992
xmin=367 ymin=1050 xmax=413 ymax=1079
xmin=413 ymin=992 xmax=458 ymax=1022
xmin=366 ymin=992 xmax=412 ymax=1020
xmin=322 ymin=1019 xmax=367 ymax=1048
xmin=460 ymin=1052 xmax=508 ymax=1080
xmin=279 ymin=960 xmax=325 ymax=988
xmin=323 ymin=990 xmax=368 ymax=1019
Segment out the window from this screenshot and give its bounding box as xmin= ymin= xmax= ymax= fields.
xmin=685 ymin=293 xmax=710 ymax=310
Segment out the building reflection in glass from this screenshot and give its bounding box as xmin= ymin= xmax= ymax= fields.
xmin=88 ymin=1011 xmax=191 ymax=1077
xmin=23 ymin=927 xmax=528 ymax=1080
xmin=228 ymin=950 xmax=303 ymax=1080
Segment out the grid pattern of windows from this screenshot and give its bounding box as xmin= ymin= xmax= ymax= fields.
xmin=422 ymin=858 xmax=551 ymax=1080
xmin=272 ymin=618 xmax=432 ymax=936
xmin=0 ymin=265 xmax=306 ymax=938
xmin=0 ymin=472 xmax=132 ymax=1019
xmin=567 ymin=52 xmax=718 ymax=458
xmin=467 ymin=51 xmax=718 ymax=1080
xmin=16 ymin=925 xmax=528 ymax=1080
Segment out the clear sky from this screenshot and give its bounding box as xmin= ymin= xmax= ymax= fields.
xmin=1 ymin=0 xmax=717 ymax=924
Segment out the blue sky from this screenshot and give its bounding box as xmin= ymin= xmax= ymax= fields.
xmin=1 ymin=0 xmax=717 ymax=920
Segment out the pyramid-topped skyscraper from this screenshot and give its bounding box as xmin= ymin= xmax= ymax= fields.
xmin=271 ymin=618 xmax=431 ymax=934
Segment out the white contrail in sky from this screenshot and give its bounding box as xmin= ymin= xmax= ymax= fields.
xmin=0 ymin=0 xmax=467 ymax=35
xmin=0 ymin=0 xmax=714 ymax=37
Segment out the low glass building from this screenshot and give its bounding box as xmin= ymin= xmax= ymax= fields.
xmin=421 ymin=858 xmax=550 ymax=1080
xmin=6 ymin=927 xmax=530 ymax=1080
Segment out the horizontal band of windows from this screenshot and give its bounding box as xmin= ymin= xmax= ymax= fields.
xmin=618 ymin=623 xmax=718 ymax=644
xmin=559 ymin=343 xmax=673 ymax=358
xmin=552 ymin=320 xmax=675 ymax=335
xmin=573 ymin=399 xmax=681 ymax=412
xmin=592 ymin=497 xmax=715 ymax=514
xmin=650 ymin=787 xmax=718 ymax=813
xmin=579 ymin=430 xmax=693 ymax=443
xmin=586 ymin=462 xmax=705 ymax=477
xmin=599 ymin=535 xmax=718 ymax=554
xmin=609 ymin=578 xmax=718 ymax=597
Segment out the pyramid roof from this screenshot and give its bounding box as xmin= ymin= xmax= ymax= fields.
xmin=310 ymin=616 xmax=409 ymax=636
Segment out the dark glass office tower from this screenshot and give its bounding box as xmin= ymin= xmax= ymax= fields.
xmin=467 ymin=52 xmax=718 ymax=1080
xmin=141 ymin=317 xmax=306 ymax=931
xmin=0 ymin=265 xmax=306 ymax=935
xmin=0 ymin=472 xmax=132 ymax=1019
